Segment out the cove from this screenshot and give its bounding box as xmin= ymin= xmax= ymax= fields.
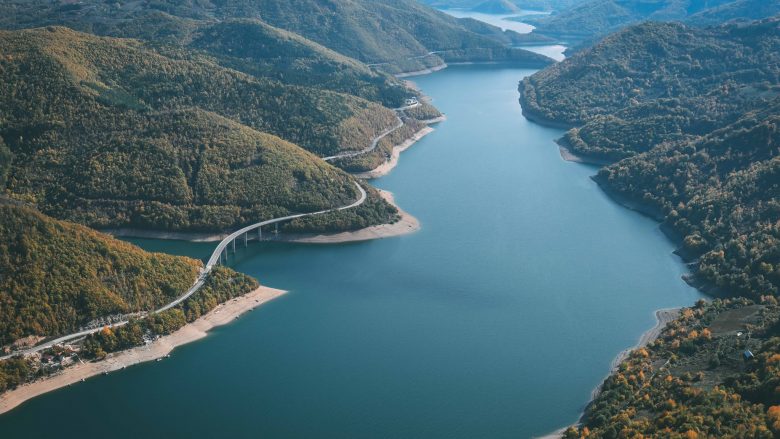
xmin=0 ymin=65 xmax=702 ymax=438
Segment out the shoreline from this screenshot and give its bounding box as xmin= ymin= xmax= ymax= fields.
xmin=537 ymin=307 xmax=681 ymax=439
xmin=517 ymin=83 xmax=576 ymax=130
xmin=355 ymin=116 xmax=446 ymax=179
xmin=278 ymin=189 xmax=419 ymax=244
xmin=0 ymin=285 xmax=286 ymax=415
xmin=557 ymin=144 xmax=612 ymax=167
xmin=395 ymin=63 xmax=448 ymax=78
xmin=101 ymin=227 xmax=228 ymax=242
xmin=604 ymin=308 xmax=680 ymax=380
xmin=103 ymin=189 xmax=419 ymax=245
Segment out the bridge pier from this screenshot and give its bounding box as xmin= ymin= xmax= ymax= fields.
xmin=244 ymin=232 xmax=248 ymax=247
xmin=258 ymin=227 xmax=262 ymax=241
xmin=232 ymin=239 xmax=236 ymax=253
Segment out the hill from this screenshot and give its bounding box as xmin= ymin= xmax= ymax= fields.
xmin=526 ymin=0 xmax=780 ymax=41
xmin=596 ymin=106 xmax=780 ymax=299
xmin=0 ymin=0 xmax=554 ymax=75
xmin=519 ymin=16 xmax=779 ymax=437
xmin=472 ymin=0 xmax=522 ymax=13
xmin=0 ymin=27 xmax=398 ymax=233
xmin=565 ymin=298 xmax=780 ymax=438
xmin=0 ymin=202 xmax=262 ymax=393
xmin=520 ymin=19 xmax=780 ymax=159
xmin=0 ymin=4 xmax=411 ymax=107
xmin=0 ymin=203 xmax=201 ymax=346
xmin=520 ymin=19 xmax=780 ymax=299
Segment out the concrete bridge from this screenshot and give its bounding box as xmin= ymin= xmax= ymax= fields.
xmin=1 ymin=182 xmax=367 ymax=359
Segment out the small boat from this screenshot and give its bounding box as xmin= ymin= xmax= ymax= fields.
xmin=156 ymin=358 xmax=162 ymax=362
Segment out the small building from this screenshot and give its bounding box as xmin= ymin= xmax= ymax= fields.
xmin=404 ymin=97 xmax=418 ymax=106
xmin=743 ymin=350 xmax=754 ymax=361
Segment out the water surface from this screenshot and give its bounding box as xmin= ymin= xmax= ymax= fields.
xmin=0 ymin=65 xmax=701 ymax=438
xmin=440 ymin=9 xmax=565 ymax=61
xmin=440 ymin=8 xmax=538 ymax=34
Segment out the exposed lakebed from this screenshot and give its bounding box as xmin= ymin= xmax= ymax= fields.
xmin=0 ymin=65 xmax=701 ymax=438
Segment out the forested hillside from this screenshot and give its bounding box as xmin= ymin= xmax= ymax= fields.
xmin=596 ymin=107 xmax=780 ymax=299
xmin=0 ymin=203 xmax=201 ymax=346
xmin=525 ymin=0 xmax=780 ymax=42
xmin=0 ymin=7 xmax=411 ymax=107
xmin=0 ymin=27 xmax=397 ymax=232
xmin=566 ymin=299 xmax=780 ymax=438
xmin=520 ymin=18 xmax=780 ymax=299
xmin=0 ymin=0 xmax=553 ymax=75
xmin=521 ymin=19 xmax=780 ymax=159
xmin=520 ymin=17 xmax=780 ymax=437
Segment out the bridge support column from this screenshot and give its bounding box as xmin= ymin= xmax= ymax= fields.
xmin=275 ymin=223 xmax=279 ymax=235
xmin=244 ymin=233 xmax=248 ymax=247
xmin=258 ymin=228 xmax=262 ymax=241
xmin=232 ymin=239 xmax=236 ymax=253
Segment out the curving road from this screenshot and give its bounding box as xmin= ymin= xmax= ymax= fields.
xmin=322 ymin=102 xmax=421 ymax=163
xmin=1 ymin=182 xmax=367 ymax=360
xmin=322 ymin=116 xmax=404 ymax=162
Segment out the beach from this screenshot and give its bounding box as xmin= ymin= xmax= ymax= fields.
xmin=0 ymin=285 xmax=286 ymax=415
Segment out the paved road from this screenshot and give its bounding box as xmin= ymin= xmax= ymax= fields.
xmin=322 ymin=117 xmax=404 ymax=162
xmin=321 ymin=102 xmax=421 ymax=162
xmin=1 ymin=182 xmax=367 ymax=360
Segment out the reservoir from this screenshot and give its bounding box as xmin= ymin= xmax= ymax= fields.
xmin=0 ymin=65 xmax=702 ymax=438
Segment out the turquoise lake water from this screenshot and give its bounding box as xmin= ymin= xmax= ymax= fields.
xmin=0 ymin=65 xmax=702 ymax=438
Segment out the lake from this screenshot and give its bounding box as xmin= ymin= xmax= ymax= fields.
xmin=439 ymin=8 xmax=542 ymax=34
xmin=0 ymin=65 xmax=701 ymax=438
xmin=439 ymin=9 xmax=566 ymax=61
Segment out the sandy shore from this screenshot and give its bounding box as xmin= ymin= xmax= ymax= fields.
xmin=0 ymin=285 xmax=286 ymax=415
xmin=279 ymin=190 xmax=419 ymax=244
xmin=354 ymin=117 xmax=445 ymax=180
xmin=395 ymin=63 xmax=447 ymax=78
xmin=589 ymin=307 xmax=681 ymax=403
xmin=558 ymin=145 xmax=612 ymax=167
xmin=534 ymin=428 xmax=568 ymax=439
xmin=606 ymin=308 xmax=681 ymax=374
xmin=103 ymin=190 xmax=419 ymax=245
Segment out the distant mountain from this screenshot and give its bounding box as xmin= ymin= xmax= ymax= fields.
xmin=472 ymin=0 xmax=522 ymax=13
xmin=527 ymin=0 xmax=780 ymax=41
xmin=687 ymin=0 xmax=780 ymax=25
xmin=0 ymin=0 xmax=553 ymax=75
xmin=419 ymin=0 xmax=587 ymax=12
xmin=0 ymin=27 xmax=397 ymax=233
xmin=520 ymin=17 xmax=780 ymax=300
